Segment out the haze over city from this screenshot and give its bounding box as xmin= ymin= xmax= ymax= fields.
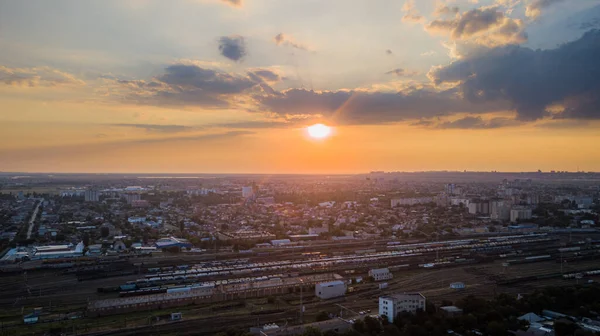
xmin=1 ymin=0 xmax=600 ymax=174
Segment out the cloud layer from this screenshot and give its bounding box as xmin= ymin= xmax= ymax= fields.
xmin=0 ymin=66 xmax=84 ymax=87
xmin=525 ymin=0 xmax=566 ymax=19
xmin=430 ymin=29 xmax=600 ymax=120
xmin=426 ymin=7 xmax=527 ymax=46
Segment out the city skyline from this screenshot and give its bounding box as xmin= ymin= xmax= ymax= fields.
xmin=1 ymin=0 xmax=600 ymax=173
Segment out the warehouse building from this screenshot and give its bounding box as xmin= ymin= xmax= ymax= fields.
xmin=379 ymin=293 xmax=426 ymax=323
xmin=315 ymin=280 xmax=346 ymax=299
xmin=368 ymin=268 xmax=393 ymax=281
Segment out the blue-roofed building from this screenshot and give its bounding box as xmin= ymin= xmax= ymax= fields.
xmin=155 ymin=237 xmax=192 ymax=250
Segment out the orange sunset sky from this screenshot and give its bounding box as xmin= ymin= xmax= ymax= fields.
xmin=1 ymin=0 xmax=600 ymax=173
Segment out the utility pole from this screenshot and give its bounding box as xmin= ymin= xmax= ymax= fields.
xmin=299 ymin=278 xmax=304 ymax=324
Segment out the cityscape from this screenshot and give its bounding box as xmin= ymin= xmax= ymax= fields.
xmin=2 ymin=0 xmax=600 ymax=335
xmin=0 ymin=172 xmax=599 ymax=335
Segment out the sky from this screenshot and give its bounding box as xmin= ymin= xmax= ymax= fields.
xmin=1 ymin=0 xmax=600 ymax=174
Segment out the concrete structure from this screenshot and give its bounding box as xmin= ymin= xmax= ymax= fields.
xmin=391 ymin=197 xmax=434 ymax=207
xmin=468 ymin=200 xmax=491 ymax=215
xmin=510 ymin=207 xmax=533 ymax=223
xmin=84 ymin=190 xmax=100 ymax=202
xmin=368 ymin=268 xmax=393 ymax=281
xmin=242 ymin=186 xmax=254 ymax=198
xmin=491 ymin=200 xmax=511 ymax=221
xmin=123 ymin=193 xmax=141 ymax=204
xmin=440 ymin=306 xmax=463 ymax=317
xmin=315 ymin=280 xmax=346 ymax=299
xmin=155 ymin=237 xmax=192 ymax=249
xmin=379 ymin=293 xmax=426 ymax=322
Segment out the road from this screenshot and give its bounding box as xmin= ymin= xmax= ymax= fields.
xmin=26 ymin=199 xmax=43 ymax=240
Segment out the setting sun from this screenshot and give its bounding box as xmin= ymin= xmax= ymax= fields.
xmin=306 ymin=124 xmax=332 ymax=139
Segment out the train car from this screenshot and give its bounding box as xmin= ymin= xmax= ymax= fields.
xmin=119 ymin=287 xmax=167 ymax=297
xmin=119 ymin=283 xmax=137 ymax=291
xmin=166 ymin=287 xmax=191 ymax=294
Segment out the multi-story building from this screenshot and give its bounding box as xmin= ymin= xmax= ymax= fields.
xmin=123 ymin=193 xmax=141 ymax=204
xmin=84 ymin=190 xmax=100 ymax=202
xmin=379 ymin=293 xmax=426 ymax=322
xmin=369 ymin=268 xmax=393 ymax=281
xmin=491 ymin=200 xmax=511 ymax=221
xmin=242 ymin=186 xmax=254 ymax=198
xmin=510 ymin=207 xmax=532 ymax=223
xmin=391 ymin=197 xmax=434 ymax=207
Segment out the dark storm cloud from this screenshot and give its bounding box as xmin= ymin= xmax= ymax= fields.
xmin=257 ymin=88 xmax=508 ymax=125
xmin=430 ymin=29 xmax=600 ymax=120
xmin=218 ymin=36 xmax=247 ymax=61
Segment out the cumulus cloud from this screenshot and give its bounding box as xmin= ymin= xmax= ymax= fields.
xmin=525 ymin=0 xmax=565 ymax=19
xmin=249 ymin=69 xmax=281 ymax=82
xmin=430 ymin=30 xmax=600 ymax=120
xmin=426 ymin=7 xmax=527 ymax=46
xmin=273 ymin=33 xmax=310 ymax=51
xmin=402 ymin=0 xmax=425 ymax=23
xmin=257 ymin=87 xmax=508 ymax=125
xmin=0 ymin=66 xmax=85 ymax=87
xmin=116 ymin=64 xmax=268 ymax=108
xmin=220 ymin=0 xmax=242 ymax=8
xmin=218 ymin=35 xmax=247 ymax=61
xmin=433 ymin=4 xmax=460 ymax=17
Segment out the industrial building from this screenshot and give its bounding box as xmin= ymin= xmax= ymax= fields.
xmin=315 ymin=280 xmax=346 ymax=299
xmin=155 ymin=237 xmax=193 ymax=250
xmin=368 ymin=268 xmax=393 ymax=281
xmin=379 ymin=293 xmax=426 ymax=323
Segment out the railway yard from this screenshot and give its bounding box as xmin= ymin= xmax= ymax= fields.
xmin=2 ymin=232 xmax=600 ymax=335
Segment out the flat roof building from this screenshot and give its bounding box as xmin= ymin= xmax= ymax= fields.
xmin=315 ymin=280 xmax=346 ymax=299
xmin=379 ymin=293 xmax=426 ymax=323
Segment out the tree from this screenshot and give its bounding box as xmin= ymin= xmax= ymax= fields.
xmin=364 ymin=316 xmax=382 ymax=335
xmin=486 ymin=321 xmax=507 ymax=336
xmin=382 ymin=324 xmax=402 ymax=336
xmin=303 ymin=326 xmax=323 ymax=336
xmin=100 ymin=226 xmax=110 ymax=238
xmin=323 ymin=330 xmax=339 ymax=336
xmin=554 ymin=319 xmax=578 ymax=336
xmin=353 ymin=319 xmax=366 ymax=333
xmin=315 ymin=311 xmax=331 ymax=322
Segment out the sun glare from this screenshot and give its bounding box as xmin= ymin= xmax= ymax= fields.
xmin=307 ymin=123 xmax=332 ymax=139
